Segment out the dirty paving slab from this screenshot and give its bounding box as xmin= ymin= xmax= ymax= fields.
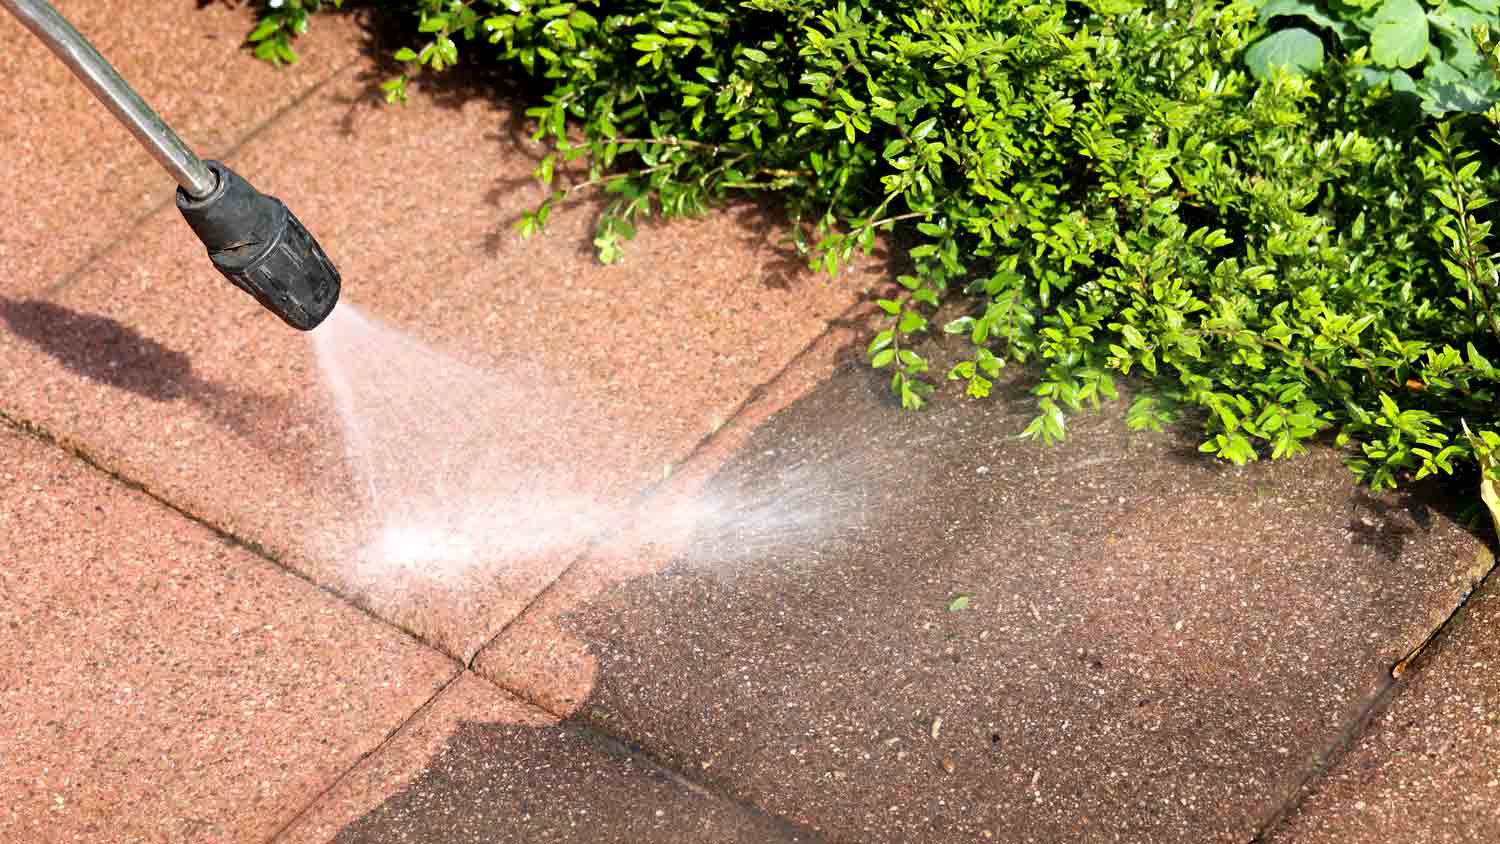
xmin=483 ymin=364 xmax=1492 ymax=844
xmin=0 ymin=58 xmax=879 ymax=663
xmin=0 ymin=424 xmax=456 ymax=842
xmin=279 ymin=672 xmax=819 ymax=844
xmin=1267 ymin=571 xmax=1500 ymax=842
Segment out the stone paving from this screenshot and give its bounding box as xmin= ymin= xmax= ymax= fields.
xmin=5 ymin=3 xmax=1500 ymax=842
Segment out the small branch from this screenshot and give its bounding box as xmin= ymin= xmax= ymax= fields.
xmin=866 ymin=210 xmax=929 ymax=229
xmin=605 ymin=136 xmax=726 ymax=153
xmin=558 ymin=162 xmax=674 ymax=196
xmin=1185 ymin=328 xmax=1331 ymax=383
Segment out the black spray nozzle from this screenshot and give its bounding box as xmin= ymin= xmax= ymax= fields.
xmin=175 ymin=160 xmax=340 ymax=331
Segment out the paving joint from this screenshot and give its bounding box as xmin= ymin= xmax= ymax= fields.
xmin=0 ymin=404 xmax=463 ymax=670
xmin=467 ymin=666 xmax=824 ymax=843
xmin=1389 ymin=546 xmax=1497 ymax=678
xmin=1249 ymin=544 xmax=1497 ymax=841
xmin=462 ymin=297 xmax=873 ymax=670
xmin=265 ymin=666 xmax=467 ymax=844
xmin=41 ymin=51 xmax=364 ymax=298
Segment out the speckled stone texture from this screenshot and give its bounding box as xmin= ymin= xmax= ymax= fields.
xmin=1269 ymin=575 xmax=1500 ymax=843
xmin=482 ymin=366 xmax=1492 ymax=844
xmin=280 ymin=671 xmax=816 ymax=843
xmin=0 ymin=55 xmax=879 ymax=661
xmin=0 ymin=0 xmax=361 ymax=296
xmin=475 ymin=310 xmax=875 ymax=714
xmin=1 ymin=49 xmax=883 ymax=661
xmin=0 ymin=425 xmax=456 ymax=842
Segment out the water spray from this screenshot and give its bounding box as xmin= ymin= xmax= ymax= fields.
xmin=3 ymin=0 xmax=340 ymax=330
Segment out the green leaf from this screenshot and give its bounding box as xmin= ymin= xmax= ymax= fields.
xmin=1368 ymin=0 xmax=1429 ymax=69
xmin=248 ymin=18 xmax=281 ymax=43
xmin=944 ymin=316 xmax=976 ymax=335
xmin=1244 ymin=28 xmax=1325 ymax=79
xmin=948 ymin=595 xmax=972 ymax=612
xmin=1256 ymin=0 xmax=1356 ymax=40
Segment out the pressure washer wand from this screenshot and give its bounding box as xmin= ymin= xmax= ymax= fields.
xmin=2 ymin=0 xmax=340 ymax=330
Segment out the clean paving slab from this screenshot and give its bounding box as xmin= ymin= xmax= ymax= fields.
xmin=0 ymin=424 xmax=456 ymax=842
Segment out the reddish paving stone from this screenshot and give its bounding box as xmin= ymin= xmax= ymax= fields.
xmin=1 ymin=0 xmax=361 ymax=296
xmin=0 ymin=425 xmax=456 ymax=842
xmin=0 ymin=62 xmax=880 ymax=662
xmin=279 ymin=671 xmax=815 ymax=843
xmin=1269 ymin=576 xmax=1500 ymax=843
xmin=477 ymin=366 xmax=1492 ymax=843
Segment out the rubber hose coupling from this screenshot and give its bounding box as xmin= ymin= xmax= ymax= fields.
xmin=175 ymin=160 xmax=340 ymax=330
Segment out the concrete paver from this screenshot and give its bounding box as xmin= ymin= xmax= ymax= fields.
xmin=11 ymin=4 xmax=1500 ymax=840
xmin=279 ymin=671 xmax=815 ymax=844
xmin=1 ymin=0 xmax=361 ymax=295
xmin=1270 ymin=574 xmax=1500 ymax=842
xmin=0 ymin=424 xmax=456 ymax=841
xmin=0 ymin=57 xmax=878 ymax=662
xmin=479 ymin=366 xmax=1491 ymax=843
xmin=476 ymin=311 xmax=873 ymax=714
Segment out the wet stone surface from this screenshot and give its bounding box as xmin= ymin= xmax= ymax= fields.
xmin=543 ymin=364 xmax=1491 ymax=844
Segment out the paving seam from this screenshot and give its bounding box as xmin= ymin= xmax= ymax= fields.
xmin=1249 ymin=545 xmax=1497 ymax=841
xmin=0 ymin=406 xmax=465 ymax=669
xmin=41 ymin=49 xmax=364 ymax=298
xmin=264 ymin=666 xmax=466 ymax=844
xmin=463 ymin=296 xmax=876 ymax=670
xmin=465 ymin=667 xmax=825 ymax=844
xmin=0 ymin=403 xmax=811 ymax=840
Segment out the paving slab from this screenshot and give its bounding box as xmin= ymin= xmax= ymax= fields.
xmin=1 ymin=0 xmax=361 ymax=296
xmin=0 ymin=424 xmax=456 ymax=842
xmin=476 ymin=308 xmax=875 ymax=714
xmin=476 ymin=364 xmax=1492 ymax=843
xmin=278 ymin=671 xmax=815 ymax=843
xmin=1268 ymin=574 xmax=1500 ymax=842
xmin=0 ymin=57 xmax=880 ymax=662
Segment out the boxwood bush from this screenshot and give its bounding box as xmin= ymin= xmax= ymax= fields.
xmin=251 ymin=0 xmax=1500 ymax=493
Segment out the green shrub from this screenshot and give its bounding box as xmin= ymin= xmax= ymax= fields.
xmin=1246 ymin=0 xmax=1500 ymax=117
xmin=253 ymin=0 xmax=1500 ymax=492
